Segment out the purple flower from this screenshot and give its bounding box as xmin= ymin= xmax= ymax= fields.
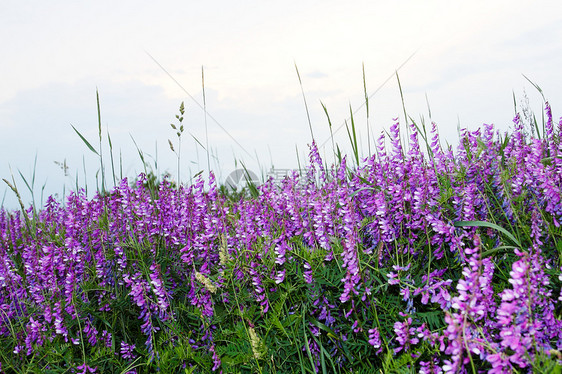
xmin=24 ymin=316 xmax=45 ymax=355
xmin=414 ymin=269 xmax=452 ymax=310
xmin=393 ymin=317 xmax=419 ymax=353
xmin=491 ymin=245 xmax=562 ymax=369
xmin=149 ymin=263 xmax=170 ymax=319
xmin=274 ymin=242 xmax=288 ymax=265
xmin=249 ymin=262 xmax=269 ymax=313
xmin=387 ymin=271 xmax=400 ymax=285
xmin=83 ymin=317 xmax=98 ymax=346
xmin=120 ymin=341 xmax=137 ymax=361
xmin=101 ymin=330 xmax=112 ymax=348
xmin=53 ymin=302 xmax=69 ymax=341
xmin=419 ymin=357 xmax=443 ymax=374
xmin=123 ymin=272 xmax=158 ymax=353
xmin=442 ymin=235 xmax=495 ymax=369
xmin=274 ymin=269 xmax=286 ymax=284
xmin=303 ymin=262 xmax=313 ymax=284
xmin=368 ymin=327 xmax=382 ymax=351
xmin=75 ymin=363 xmax=97 ymax=373
xmin=210 ymin=344 xmax=221 ymax=371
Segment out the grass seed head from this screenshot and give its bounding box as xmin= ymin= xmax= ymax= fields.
xmin=195 ymin=272 xmax=217 ymax=294
xmin=249 ymin=326 xmax=262 ymax=360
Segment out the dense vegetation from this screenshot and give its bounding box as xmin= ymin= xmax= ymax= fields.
xmin=1 ymin=101 xmax=562 ymax=373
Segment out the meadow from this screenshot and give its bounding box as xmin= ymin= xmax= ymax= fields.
xmin=1 ymin=84 xmax=562 ymax=373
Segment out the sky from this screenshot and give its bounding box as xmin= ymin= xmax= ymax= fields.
xmin=2 ymin=0 xmax=562 ymax=210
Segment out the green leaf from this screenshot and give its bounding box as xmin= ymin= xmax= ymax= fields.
xmin=96 ymin=88 xmax=102 ymax=141
xmin=190 ymin=134 xmax=206 ymax=150
xmin=453 ymin=220 xmax=522 ymax=248
xmin=71 ymin=124 xmax=100 ymax=156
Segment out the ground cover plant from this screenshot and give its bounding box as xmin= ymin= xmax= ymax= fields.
xmin=1 ymin=94 xmax=562 ymax=373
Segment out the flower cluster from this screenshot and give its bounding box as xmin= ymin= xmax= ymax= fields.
xmin=0 ymin=103 xmax=561 ymax=372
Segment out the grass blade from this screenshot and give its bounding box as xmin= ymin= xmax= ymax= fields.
xmin=345 ymin=105 xmax=360 ymax=167
xmin=301 ymin=306 xmax=316 ymax=372
xmin=396 ymin=71 xmax=409 ymax=138
xmin=96 ymin=89 xmax=106 ymax=193
xmin=522 ymin=74 xmax=545 ymax=102
xmin=320 ymin=101 xmax=337 ymax=165
xmin=96 ymin=89 xmax=102 ymax=141
xmin=202 ymin=66 xmax=211 ymax=172
xmin=17 ymin=170 xmax=33 ymax=196
xmin=454 ymin=220 xmax=522 ymax=248
xmin=71 ymin=124 xmax=100 ymax=156
xmin=190 ymin=134 xmax=206 ymax=150
xmin=107 ymin=129 xmax=117 ymax=186
xmin=3 ymin=174 xmax=33 ymax=233
xmin=362 ymin=62 xmax=371 ymax=156
xmin=31 ymin=153 xmax=37 ymax=189
xmin=130 ymin=134 xmax=148 ymax=176
xmin=239 ymin=162 xmax=259 ymax=198
xmin=318 ymin=50 xmax=417 ymax=150
xmin=294 ymin=63 xmax=315 ymax=142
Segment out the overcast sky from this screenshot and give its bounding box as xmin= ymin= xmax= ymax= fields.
xmin=2 ymin=0 xmax=562 ymax=210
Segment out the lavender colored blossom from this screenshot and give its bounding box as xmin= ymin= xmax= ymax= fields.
xmin=274 ymin=242 xmax=288 ymax=265
xmin=101 ymin=330 xmax=112 ymax=348
xmin=24 ymin=316 xmax=44 ymax=355
xmin=419 ymin=357 xmax=443 ymax=374
xmin=368 ymin=327 xmax=382 ymax=351
xmin=249 ymin=262 xmax=269 ymax=313
xmin=83 ymin=317 xmax=98 ymax=346
xmin=414 ymin=268 xmax=452 ymax=310
xmin=274 ymin=269 xmax=285 ymax=284
xmin=491 ymin=245 xmax=562 ymax=369
xmin=393 ymin=316 xmax=419 ymax=353
xmin=75 ymin=363 xmax=97 ymax=373
xmin=303 ymin=262 xmax=313 ymax=284
xmin=120 ymin=341 xmax=137 ymax=360
xmin=149 ymin=263 xmax=170 ymax=319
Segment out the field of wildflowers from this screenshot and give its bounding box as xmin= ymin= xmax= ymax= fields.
xmin=1 ymin=98 xmax=562 ymax=373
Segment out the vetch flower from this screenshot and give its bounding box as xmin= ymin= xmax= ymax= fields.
xmin=303 ymin=262 xmax=313 ymax=284
xmin=393 ymin=317 xmax=419 ymax=353
xmin=76 ymin=363 xmax=97 ymax=373
xmin=149 ymin=263 xmax=171 ymax=318
xmin=120 ymin=341 xmax=137 ymax=361
xmin=274 ymin=269 xmax=285 ymax=284
xmin=368 ymin=327 xmax=382 ymax=351
xmin=419 ymin=357 xmax=443 ymax=374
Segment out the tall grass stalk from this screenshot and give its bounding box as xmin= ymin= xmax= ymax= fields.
xmin=2 ymin=173 xmax=31 ymax=232
xmin=169 ymin=101 xmax=185 ymax=189
xmin=362 ymin=63 xmax=371 ymax=157
xmin=82 ymin=155 xmax=88 ymax=196
xmin=395 ymin=72 xmax=410 ymax=145
xmin=345 ymin=105 xmax=360 ymax=167
xmin=96 ymin=89 xmax=106 ymax=194
xmin=70 ymin=90 xmax=113 ymax=196
xmin=16 ymin=153 xmax=41 ymax=217
xmin=107 ymin=127 xmax=117 ymax=186
xmin=320 ymin=101 xmax=338 ymax=165
xmin=131 ymin=135 xmax=149 ymax=177
xmin=202 ymin=66 xmax=211 ymax=172
xmin=294 ymin=63 xmax=315 ymax=142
